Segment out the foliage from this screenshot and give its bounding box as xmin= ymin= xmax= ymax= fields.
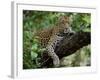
xmin=23 ymin=10 xmax=91 ymax=69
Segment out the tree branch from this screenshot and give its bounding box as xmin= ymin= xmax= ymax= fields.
xmin=41 ymin=31 xmax=91 ymax=67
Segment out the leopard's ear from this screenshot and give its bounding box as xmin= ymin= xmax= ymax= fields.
xmin=58 ymin=15 xmax=68 ymax=20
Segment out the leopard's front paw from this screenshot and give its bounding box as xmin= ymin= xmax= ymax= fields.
xmin=53 ymin=56 xmax=60 ymax=67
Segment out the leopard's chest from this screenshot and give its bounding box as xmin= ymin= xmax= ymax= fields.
xmin=47 ymin=35 xmax=64 ymax=49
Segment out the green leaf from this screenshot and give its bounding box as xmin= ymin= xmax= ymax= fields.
xmin=82 ymin=16 xmax=90 ymax=24
xmin=31 ymin=44 xmax=38 ymax=50
xmin=38 ymin=48 xmax=46 ymax=52
xmin=33 ymin=38 xmax=39 ymax=43
xmin=31 ymin=51 xmax=38 ymax=60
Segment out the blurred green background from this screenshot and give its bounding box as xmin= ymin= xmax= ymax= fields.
xmin=23 ymin=10 xmax=91 ymax=69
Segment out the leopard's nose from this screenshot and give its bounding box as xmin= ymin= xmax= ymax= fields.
xmin=64 ymin=29 xmax=68 ymax=33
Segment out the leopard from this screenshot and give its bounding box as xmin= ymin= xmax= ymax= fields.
xmin=35 ymin=15 xmax=75 ymax=67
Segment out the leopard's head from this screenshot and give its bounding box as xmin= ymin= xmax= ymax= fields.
xmin=57 ymin=16 xmax=75 ymax=36
xmin=58 ymin=16 xmax=70 ymax=25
